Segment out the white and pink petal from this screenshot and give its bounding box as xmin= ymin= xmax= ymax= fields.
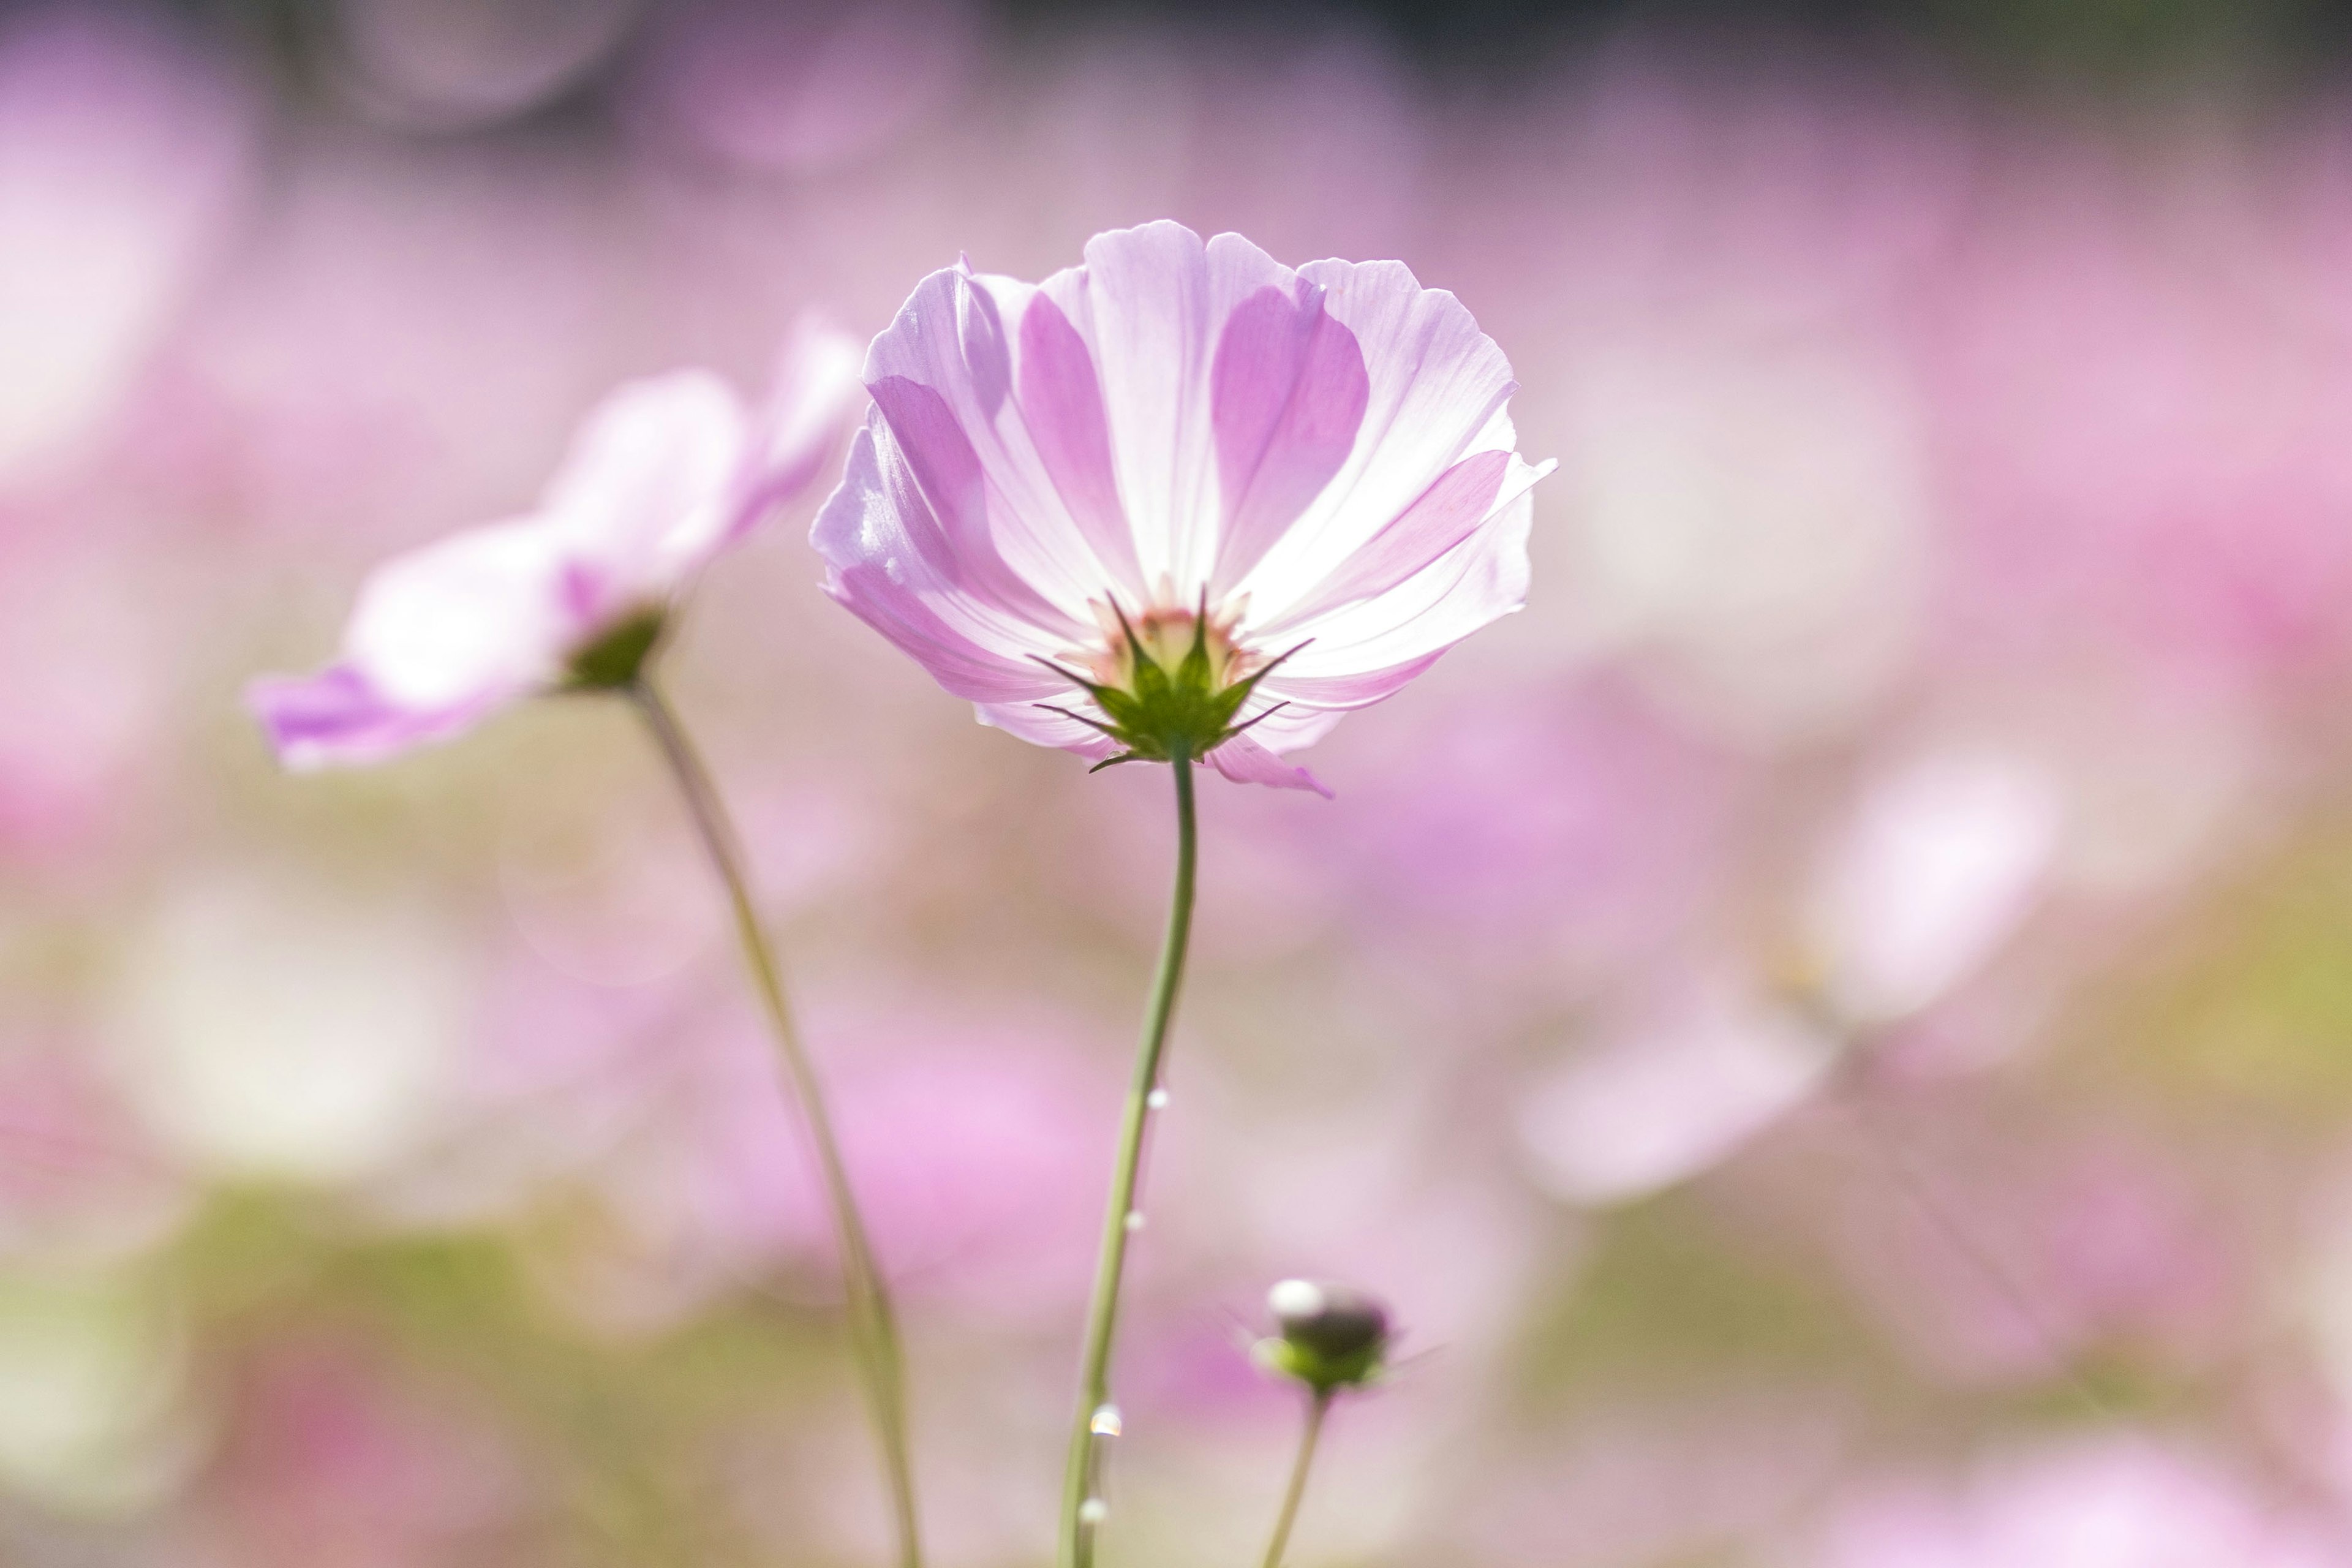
xmin=813 ymin=423 xmax=1076 ymax=703
xmin=247 ymin=666 xmax=516 ymax=772
xmin=1207 ymin=733 xmax=1331 ymax=797
xmin=728 ymin=313 xmax=867 ymax=546
xmin=340 ymin=518 xmax=576 ymax=712
xmin=865 ymin=265 xmax=1133 ymax=623
xmin=537 ymin=370 xmax=749 ymax=615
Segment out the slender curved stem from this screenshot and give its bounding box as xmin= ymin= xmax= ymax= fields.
xmin=1259 ymin=1390 xmax=1332 ymax=1568
xmin=1058 ymin=750 xmax=1199 ymax=1568
xmin=631 ymin=677 xmax=922 ymax=1568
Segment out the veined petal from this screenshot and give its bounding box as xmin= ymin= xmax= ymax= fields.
xmin=813 ymin=422 xmax=1076 ymax=702
xmin=1229 ymin=259 xmax=1521 ymax=624
xmin=1207 ymin=279 xmax=1371 ymax=594
xmin=1221 ymin=699 xmax=1347 ymax=752
xmin=1063 ymin=222 xmax=1295 ymax=588
xmin=246 ymin=666 xmax=515 ymax=772
xmin=1261 ymin=448 xmax=1552 ymax=635
xmin=341 ymin=517 xmax=575 ymax=710
xmin=976 ymin=699 xmax=1122 ymax=758
xmin=865 ymin=265 xmax=1129 ymax=622
xmin=867 ymin=374 xmax=1076 ymax=630
xmin=1016 ymin=292 xmax=1144 ymax=594
xmin=1271 ymin=486 xmax=1533 ymax=679
xmin=1254 ymin=655 xmax=1449 ymax=716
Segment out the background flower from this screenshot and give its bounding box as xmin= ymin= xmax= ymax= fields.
xmin=246 ymin=318 xmax=859 ymax=769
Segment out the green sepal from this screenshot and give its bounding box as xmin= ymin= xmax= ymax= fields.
xmin=564 ymin=606 xmax=668 ymax=691
xmin=1250 ymin=1335 xmax=1383 ymax=1396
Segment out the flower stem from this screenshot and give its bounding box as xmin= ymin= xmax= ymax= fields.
xmin=631 ymin=676 xmax=922 ymax=1568
xmin=1259 ymin=1390 xmax=1333 ymax=1568
xmin=1058 ymin=749 xmax=1199 ymax=1568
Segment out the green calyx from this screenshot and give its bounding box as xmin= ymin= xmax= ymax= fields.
xmin=564 ymin=606 xmax=668 ymax=692
xmin=1254 ymin=1280 xmax=1392 ymax=1395
xmin=1252 ymin=1334 xmax=1384 ymax=1396
xmin=1038 ymin=600 xmax=1298 ymax=773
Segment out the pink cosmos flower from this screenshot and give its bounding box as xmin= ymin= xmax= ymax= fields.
xmin=246 ymin=317 xmax=862 ymax=769
xmin=812 ymin=221 xmax=1551 ymax=794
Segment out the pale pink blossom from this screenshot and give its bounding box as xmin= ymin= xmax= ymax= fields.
xmin=509 ymin=1001 xmax=1114 ymax=1333
xmin=1803 ymin=751 xmax=2063 ymax=1028
xmin=1515 ymin=970 xmax=1839 ymax=1207
xmin=1514 ymin=748 xmax=2060 ymax=1207
xmin=812 ymin=220 xmax=1552 ymax=793
xmin=1819 ymin=1438 xmax=2348 ymax=1568
xmin=246 ymin=317 xmax=861 ymax=768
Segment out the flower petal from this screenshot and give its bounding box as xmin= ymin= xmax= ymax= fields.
xmin=867 ymin=373 xmax=1076 ymax=629
xmin=1254 ymin=653 xmax=1449 ymax=714
xmin=1224 ymin=699 xmax=1347 ymax=752
xmin=341 ymin=517 xmax=575 ymax=710
xmin=1063 ymin=222 xmax=1294 ymax=588
xmin=1228 ymin=258 xmax=1523 ymax=624
xmin=865 ymin=265 xmax=1124 ymax=622
xmin=1263 ymin=448 xmax=1550 ymax=633
xmin=1207 ymin=733 xmax=1332 ymax=796
xmin=538 ymin=369 xmax=750 ymax=614
xmin=728 ymin=312 xmax=867 ymax=545
xmin=975 ymin=698 xmax=1121 ymax=758
xmin=1268 ymin=484 xmax=1534 ymax=682
xmin=812 ymin=422 xmax=1073 ymax=703
xmin=245 ymin=666 xmax=513 ymax=771
xmin=1207 ymin=281 xmax=1371 ymax=594
xmin=1017 ymin=292 xmax=1144 ymax=593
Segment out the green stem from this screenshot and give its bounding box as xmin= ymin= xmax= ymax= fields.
xmin=631 ymin=677 xmax=922 ymax=1568
xmin=1259 ymin=1390 xmax=1332 ymax=1568
xmin=1058 ymin=750 xmax=1200 ymax=1568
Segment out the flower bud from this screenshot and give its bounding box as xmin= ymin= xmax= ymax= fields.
xmin=1254 ymin=1279 xmax=1390 ymax=1395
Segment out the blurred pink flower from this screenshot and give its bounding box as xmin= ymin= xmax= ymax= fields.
xmin=1515 ymin=747 xmax=2059 ymax=1207
xmin=0 ymin=1033 xmax=190 ymax=1265
xmin=1517 ymin=970 xmax=1839 ymax=1207
xmin=246 ymin=317 xmax=861 ymax=768
xmin=1923 ymin=141 xmax=2352 ymax=685
xmin=628 ymin=0 xmax=979 ymax=175
xmin=506 ymin=997 xmax=1114 ymax=1333
xmin=1827 ymin=1119 xmax=2237 ymax=1385
xmin=200 ymin=1340 xmax=517 ymax=1567
xmin=1803 ymin=750 xmax=2062 ymax=1028
xmin=1819 ymin=1438 xmax=2348 ymax=1567
xmin=1330 ymin=679 xmax=1728 ymax=960
xmin=812 ymin=220 xmax=1551 ymax=793
xmin=1461 ymin=1393 xmax=1851 ymax=1568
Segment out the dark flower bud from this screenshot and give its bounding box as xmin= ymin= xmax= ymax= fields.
xmin=1254 ymin=1279 xmax=1390 ymax=1395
